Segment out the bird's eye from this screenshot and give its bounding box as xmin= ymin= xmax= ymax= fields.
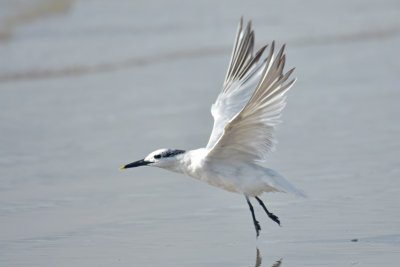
xmin=154 ymin=154 xmax=161 ymax=159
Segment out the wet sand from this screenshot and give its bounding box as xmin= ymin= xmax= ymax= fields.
xmin=1 ymin=0 xmax=400 ymax=266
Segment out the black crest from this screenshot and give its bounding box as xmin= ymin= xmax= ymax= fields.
xmin=154 ymin=149 xmax=185 ymax=159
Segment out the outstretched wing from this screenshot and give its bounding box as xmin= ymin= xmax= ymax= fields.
xmin=206 ymin=18 xmax=268 ymax=149
xmin=206 ymin=18 xmax=295 ymax=162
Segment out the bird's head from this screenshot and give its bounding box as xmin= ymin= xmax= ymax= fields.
xmin=120 ymin=148 xmax=186 ymax=171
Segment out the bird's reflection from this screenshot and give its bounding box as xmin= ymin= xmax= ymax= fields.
xmin=254 ymin=248 xmax=282 ymax=267
xmin=271 ymin=258 xmax=282 ymax=267
xmin=255 ymin=248 xmax=262 ymax=267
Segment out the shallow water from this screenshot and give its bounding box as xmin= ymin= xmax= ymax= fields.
xmin=1 ymin=0 xmax=400 ymax=266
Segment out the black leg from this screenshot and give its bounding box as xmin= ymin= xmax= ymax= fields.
xmin=246 ymin=196 xmax=261 ymax=237
xmin=255 ymin=196 xmax=280 ymax=226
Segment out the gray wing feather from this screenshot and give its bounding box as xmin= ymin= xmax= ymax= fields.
xmin=206 ymin=18 xmax=268 ymax=149
xmin=206 ymin=19 xmax=295 ymax=161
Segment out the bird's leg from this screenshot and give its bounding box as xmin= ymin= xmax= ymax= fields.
xmin=255 ymin=197 xmax=280 ymax=226
xmin=245 ymin=196 xmax=261 ymax=237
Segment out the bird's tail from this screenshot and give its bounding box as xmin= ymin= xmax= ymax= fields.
xmin=263 ymin=168 xmax=306 ymax=198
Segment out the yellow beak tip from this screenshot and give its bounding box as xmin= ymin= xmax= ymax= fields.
xmin=119 ymin=166 xmax=125 ymax=170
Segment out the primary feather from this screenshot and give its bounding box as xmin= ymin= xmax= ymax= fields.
xmin=206 ymin=18 xmax=295 ymax=162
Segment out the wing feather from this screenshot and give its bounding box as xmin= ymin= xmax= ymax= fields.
xmin=206 ymin=19 xmax=269 ymax=149
xmin=223 ymin=18 xmax=255 ymax=92
xmin=206 ymin=19 xmax=295 ymax=162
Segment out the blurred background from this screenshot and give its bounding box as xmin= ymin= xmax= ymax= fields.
xmin=1 ymin=0 xmax=399 ymax=266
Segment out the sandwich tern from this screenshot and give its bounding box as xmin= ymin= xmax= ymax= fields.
xmin=121 ymin=18 xmax=304 ymax=237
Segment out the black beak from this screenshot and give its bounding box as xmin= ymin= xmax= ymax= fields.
xmin=120 ymin=159 xmax=151 ymax=169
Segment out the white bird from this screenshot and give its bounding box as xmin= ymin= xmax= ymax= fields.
xmin=120 ymin=18 xmax=304 ymax=237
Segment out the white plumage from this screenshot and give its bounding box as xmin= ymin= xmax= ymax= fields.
xmin=121 ymin=18 xmax=304 ymax=237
